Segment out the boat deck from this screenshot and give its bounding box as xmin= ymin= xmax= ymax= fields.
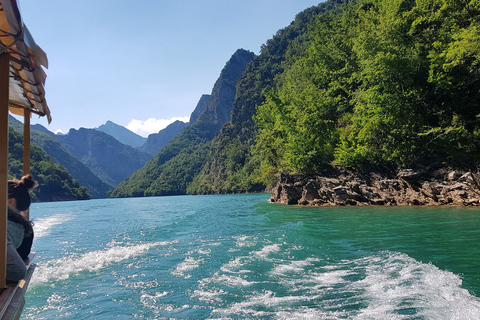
xmin=0 ymin=253 xmax=35 ymax=320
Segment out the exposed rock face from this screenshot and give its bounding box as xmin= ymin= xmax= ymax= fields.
xmin=189 ymin=94 xmax=211 ymax=124
xmin=270 ymin=167 xmax=480 ymax=206
xmin=197 ymin=49 xmax=255 ymax=128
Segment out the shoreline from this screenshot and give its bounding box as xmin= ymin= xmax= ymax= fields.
xmin=269 ymin=166 xmax=480 ymax=206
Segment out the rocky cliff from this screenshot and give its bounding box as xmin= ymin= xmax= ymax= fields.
xmin=270 ymin=167 xmax=480 ymax=206
xmin=189 ymin=94 xmax=210 ymax=124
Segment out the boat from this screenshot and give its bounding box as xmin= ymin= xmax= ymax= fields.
xmin=0 ymin=0 xmax=50 ymax=318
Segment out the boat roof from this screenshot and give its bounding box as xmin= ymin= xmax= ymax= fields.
xmin=0 ymin=0 xmax=50 ymax=122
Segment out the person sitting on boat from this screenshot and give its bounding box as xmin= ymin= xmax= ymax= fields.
xmin=6 ymin=175 xmax=36 ymax=282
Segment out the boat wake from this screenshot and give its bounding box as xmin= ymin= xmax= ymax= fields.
xmin=31 ymin=241 xmax=174 ymax=286
xmin=194 ymin=245 xmax=480 ymax=319
xmin=33 ymin=213 xmax=75 ymax=238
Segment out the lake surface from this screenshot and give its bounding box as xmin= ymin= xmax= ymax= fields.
xmin=22 ymin=194 xmax=480 ymax=319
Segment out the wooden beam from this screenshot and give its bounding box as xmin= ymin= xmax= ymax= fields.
xmin=22 ymin=109 xmax=30 ymax=220
xmin=0 ymin=53 xmax=10 ymax=289
xmin=22 ymin=110 xmax=30 ymax=176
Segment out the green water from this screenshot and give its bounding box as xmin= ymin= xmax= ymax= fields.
xmin=21 ymin=194 xmax=480 ymax=319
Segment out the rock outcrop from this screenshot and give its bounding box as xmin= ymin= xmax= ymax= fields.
xmin=270 ymin=167 xmax=480 ymax=206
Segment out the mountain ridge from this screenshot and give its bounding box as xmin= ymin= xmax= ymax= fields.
xmin=96 ymin=120 xmax=147 ymax=148
xmin=138 ymin=120 xmax=188 ymax=156
xmin=110 ymin=48 xmax=255 ymax=197
xmin=55 ymin=128 xmax=152 ymax=187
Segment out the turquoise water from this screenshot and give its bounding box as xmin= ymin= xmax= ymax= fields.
xmin=22 ymin=194 xmax=480 ymax=319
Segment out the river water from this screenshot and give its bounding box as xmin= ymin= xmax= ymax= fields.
xmin=21 ymin=194 xmax=480 ymax=319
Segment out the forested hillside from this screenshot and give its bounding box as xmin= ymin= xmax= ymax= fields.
xmin=253 ymin=0 xmax=480 ymax=180
xmin=188 ymin=0 xmax=344 ymax=193
xmin=138 ymin=120 xmax=188 ymax=156
xmin=29 ymin=127 xmax=112 ymax=198
xmin=11 ymin=118 xmax=111 ymax=198
xmin=190 ymin=0 xmax=480 ymax=193
xmin=8 ymin=128 xmax=90 ymax=202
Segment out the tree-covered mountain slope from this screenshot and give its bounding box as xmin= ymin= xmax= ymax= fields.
xmin=8 ymin=127 xmax=90 ymax=202
xmin=110 ymin=49 xmax=254 ymax=197
xmin=30 ymin=126 xmax=113 ymax=198
xmin=191 ymin=0 xmax=480 ymax=193
xmin=55 ymin=128 xmax=152 ymax=187
xmin=252 ymin=0 xmax=480 ymax=177
xmin=10 ymin=117 xmax=112 ymax=198
xmin=188 ymin=0 xmax=344 ymax=193
xmin=138 ymin=120 xmax=188 ymax=156
xmin=96 ymin=120 xmax=147 ymax=148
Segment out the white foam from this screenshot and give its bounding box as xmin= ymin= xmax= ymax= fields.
xmin=140 ymin=291 xmax=171 ymax=305
xmin=213 ymin=290 xmax=323 ymax=317
xmin=31 ymin=241 xmax=171 ymax=286
xmin=253 ymin=244 xmax=281 ymax=260
xmin=234 ymin=235 xmax=257 ymax=248
xmin=310 ymin=268 xmax=352 ymax=286
xmin=33 ymin=214 xmax=75 ymax=238
xmin=202 ymin=273 xmax=256 ymax=288
xmin=192 ymin=286 xmax=226 ymax=303
xmin=272 ymin=257 xmax=320 ymax=275
xmin=220 ymin=256 xmax=252 ymax=274
xmin=200 ymin=250 xmax=480 ymax=319
xmin=172 ymin=257 xmax=203 ymax=278
xmin=355 ymin=252 xmax=480 ymax=319
xmin=140 ymin=290 xmax=189 ymax=315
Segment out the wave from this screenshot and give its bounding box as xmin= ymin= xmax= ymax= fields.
xmin=200 ymin=249 xmax=480 ymax=319
xmin=171 ymin=257 xmax=203 ymax=278
xmin=33 ymin=213 xmax=75 ymax=238
xmin=355 ymin=252 xmax=480 ymax=319
xmin=171 ymin=245 xmax=214 ymax=278
xmin=31 ymin=241 xmax=174 ymax=286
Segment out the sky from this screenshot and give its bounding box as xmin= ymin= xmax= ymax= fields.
xmin=17 ymin=0 xmax=322 ymax=137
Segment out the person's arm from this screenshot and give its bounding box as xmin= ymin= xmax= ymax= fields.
xmin=16 ymin=232 xmax=33 ymax=261
xmin=6 ymin=244 xmax=26 ymax=282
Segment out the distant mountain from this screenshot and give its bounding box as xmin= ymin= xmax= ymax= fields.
xmin=111 ymin=49 xmax=255 ymax=197
xmin=54 ymin=128 xmax=152 ymax=187
xmin=31 ymin=123 xmax=56 ymax=137
xmin=138 ymin=120 xmax=188 ymax=156
xmin=29 ymin=125 xmax=113 ymax=198
xmin=11 ymin=119 xmax=113 ymax=198
xmin=8 ymin=125 xmax=90 ymax=202
xmin=96 ymin=120 xmax=146 ymax=148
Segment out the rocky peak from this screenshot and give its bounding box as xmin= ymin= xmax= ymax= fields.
xmin=190 ymin=94 xmax=211 ymax=124
xmin=197 ymin=49 xmax=255 ymax=127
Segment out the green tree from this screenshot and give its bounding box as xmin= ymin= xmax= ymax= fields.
xmin=8 ymin=127 xmax=90 ymax=201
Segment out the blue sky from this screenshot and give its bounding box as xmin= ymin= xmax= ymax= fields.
xmin=18 ymin=1 xmax=322 ymax=137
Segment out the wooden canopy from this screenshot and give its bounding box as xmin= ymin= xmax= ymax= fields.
xmin=0 ymin=0 xmax=49 ymax=292
xmin=0 ymin=0 xmax=49 ymax=120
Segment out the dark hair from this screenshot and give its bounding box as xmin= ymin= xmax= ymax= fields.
xmin=8 ymin=175 xmax=36 ymax=237
xmin=8 ymin=174 xmax=37 ymax=212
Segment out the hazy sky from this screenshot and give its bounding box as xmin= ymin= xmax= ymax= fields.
xmin=18 ymin=1 xmax=322 ymax=137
